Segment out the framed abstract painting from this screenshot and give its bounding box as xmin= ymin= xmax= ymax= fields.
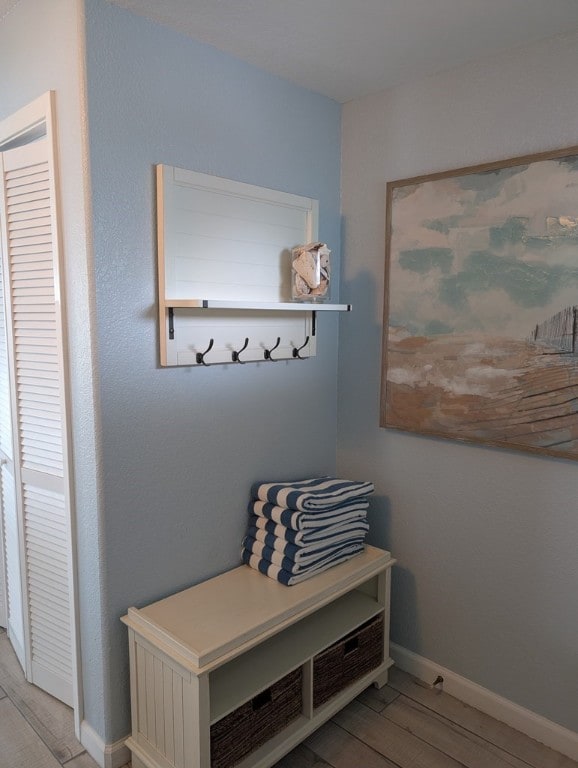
xmin=381 ymin=146 xmax=578 ymax=460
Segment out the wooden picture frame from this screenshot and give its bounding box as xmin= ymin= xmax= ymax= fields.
xmin=381 ymin=145 xmax=578 ymax=460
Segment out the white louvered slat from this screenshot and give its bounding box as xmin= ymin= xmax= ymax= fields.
xmin=8 ymin=238 xmax=50 ymax=256
xmin=23 ymin=540 xmax=67 ymax=571
xmin=16 ymin=353 xmax=59 ymax=367
xmin=20 ymin=410 xmax=60 ymax=426
xmin=0 ymin=127 xmax=74 ymax=706
xmin=5 ymin=163 xmax=49 ymax=181
xmin=7 ymin=207 xmax=51 ymax=224
xmin=7 ymin=199 xmax=51 ymax=216
xmin=15 ymin=328 xmax=57 ymax=340
xmin=10 ymin=237 xmax=53 ymax=251
xmin=12 ymin=251 xmax=52 ymax=268
xmin=16 ymin=360 xmax=59 ymax=373
xmin=6 ymin=176 xmax=50 ymax=194
xmin=13 ymin=280 xmax=55 ymax=293
xmin=17 ymin=366 xmax=59 ymax=380
xmin=16 ymin=358 xmax=59 ymax=373
xmin=19 ymin=426 xmax=60 ymax=443
xmin=21 ymin=417 xmax=64 ymax=433
xmin=10 ymin=214 xmax=51 ymax=232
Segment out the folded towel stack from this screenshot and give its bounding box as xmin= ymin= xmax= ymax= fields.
xmin=242 ymin=477 xmax=374 ymax=585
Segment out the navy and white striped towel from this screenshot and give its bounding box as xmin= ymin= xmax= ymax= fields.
xmin=249 ymin=515 xmax=369 ymax=545
xmin=243 ymin=534 xmax=366 ymax=569
xmin=247 ymin=523 xmax=368 ymax=558
xmin=251 ymin=477 xmax=374 ymax=512
xmin=242 ymin=545 xmax=365 ymax=586
xmin=250 ymin=498 xmax=368 ymax=530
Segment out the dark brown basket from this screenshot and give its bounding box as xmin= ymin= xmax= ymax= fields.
xmin=312 ymin=614 xmax=384 ymax=709
xmin=210 ymin=667 xmax=302 ymax=768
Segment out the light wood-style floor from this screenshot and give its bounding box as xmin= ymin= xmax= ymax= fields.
xmin=0 ymin=628 xmax=105 ymax=768
xmin=1 ymin=627 xmax=576 ymax=768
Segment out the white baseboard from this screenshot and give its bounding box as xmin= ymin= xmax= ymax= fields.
xmin=80 ymin=720 xmax=131 ymax=768
xmin=390 ymin=643 xmax=578 ymax=762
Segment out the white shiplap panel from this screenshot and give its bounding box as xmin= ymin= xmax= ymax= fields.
xmin=161 ymin=165 xmax=317 ymax=303
xmin=134 ymin=639 xmax=190 ymax=767
xmin=145 ymin=648 xmax=156 ymax=742
xmin=169 ymin=205 xmax=306 ymax=250
xmin=163 ymin=664 xmax=175 ymax=764
xmin=136 ymin=642 xmax=148 ymax=741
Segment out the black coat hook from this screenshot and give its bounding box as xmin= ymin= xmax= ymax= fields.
xmin=232 ymin=337 xmax=249 ymax=363
xmin=196 ymin=338 xmax=214 ymax=365
xmin=292 ymin=335 xmax=310 ymax=359
xmin=264 ymin=337 xmax=281 ymax=361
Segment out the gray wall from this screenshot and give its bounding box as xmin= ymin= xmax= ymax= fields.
xmin=83 ymin=0 xmax=342 ymax=742
xmin=339 ymin=31 xmax=578 ymax=732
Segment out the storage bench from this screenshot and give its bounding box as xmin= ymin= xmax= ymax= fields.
xmin=122 ymin=545 xmax=395 ymax=768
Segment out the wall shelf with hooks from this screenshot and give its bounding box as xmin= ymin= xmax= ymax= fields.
xmin=157 ymin=165 xmax=350 ymax=366
xmin=166 ymin=299 xmax=352 ymax=312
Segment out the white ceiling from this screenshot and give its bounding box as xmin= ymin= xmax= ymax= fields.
xmin=3 ymin=1 xmax=578 ymax=102
xmin=106 ymin=0 xmax=578 ymax=102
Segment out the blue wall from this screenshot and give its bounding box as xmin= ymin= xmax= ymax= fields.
xmin=84 ymin=0 xmax=341 ymax=740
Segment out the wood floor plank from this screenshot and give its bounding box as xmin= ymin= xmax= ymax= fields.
xmin=357 ymin=683 xmax=400 ymax=713
xmin=0 ymin=697 xmax=62 ymax=768
xmin=0 ymin=632 xmax=83 ymax=763
xmin=304 ymin=719 xmax=399 ymax=768
xmin=274 ymin=742 xmax=333 ymax=768
xmin=388 ymin=668 xmax=578 ymax=768
xmin=61 ymin=754 xmax=98 ymax=768
xmin=384 ymin=695 xmax=530 ymax=768
xmin=61 ymin=753 xmax=105 ymax=768
xmin=332 ymin=698 xmax=464 ymax=768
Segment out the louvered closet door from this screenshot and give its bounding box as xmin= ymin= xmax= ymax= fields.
xmin=0 ymin=138 xmax=74 ymax=706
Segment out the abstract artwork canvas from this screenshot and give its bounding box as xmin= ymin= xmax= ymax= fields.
xmin=381 ymin=146 xmax=578 ymax=459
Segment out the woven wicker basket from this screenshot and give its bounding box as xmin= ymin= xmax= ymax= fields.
xmin=210 ymin=667 xmax=302 ymax=768
xmin=312 ymin=614 xmax=384 ymax=709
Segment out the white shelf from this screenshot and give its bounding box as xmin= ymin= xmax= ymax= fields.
xmin=166 ymin=299 xmax=352 ymax=312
